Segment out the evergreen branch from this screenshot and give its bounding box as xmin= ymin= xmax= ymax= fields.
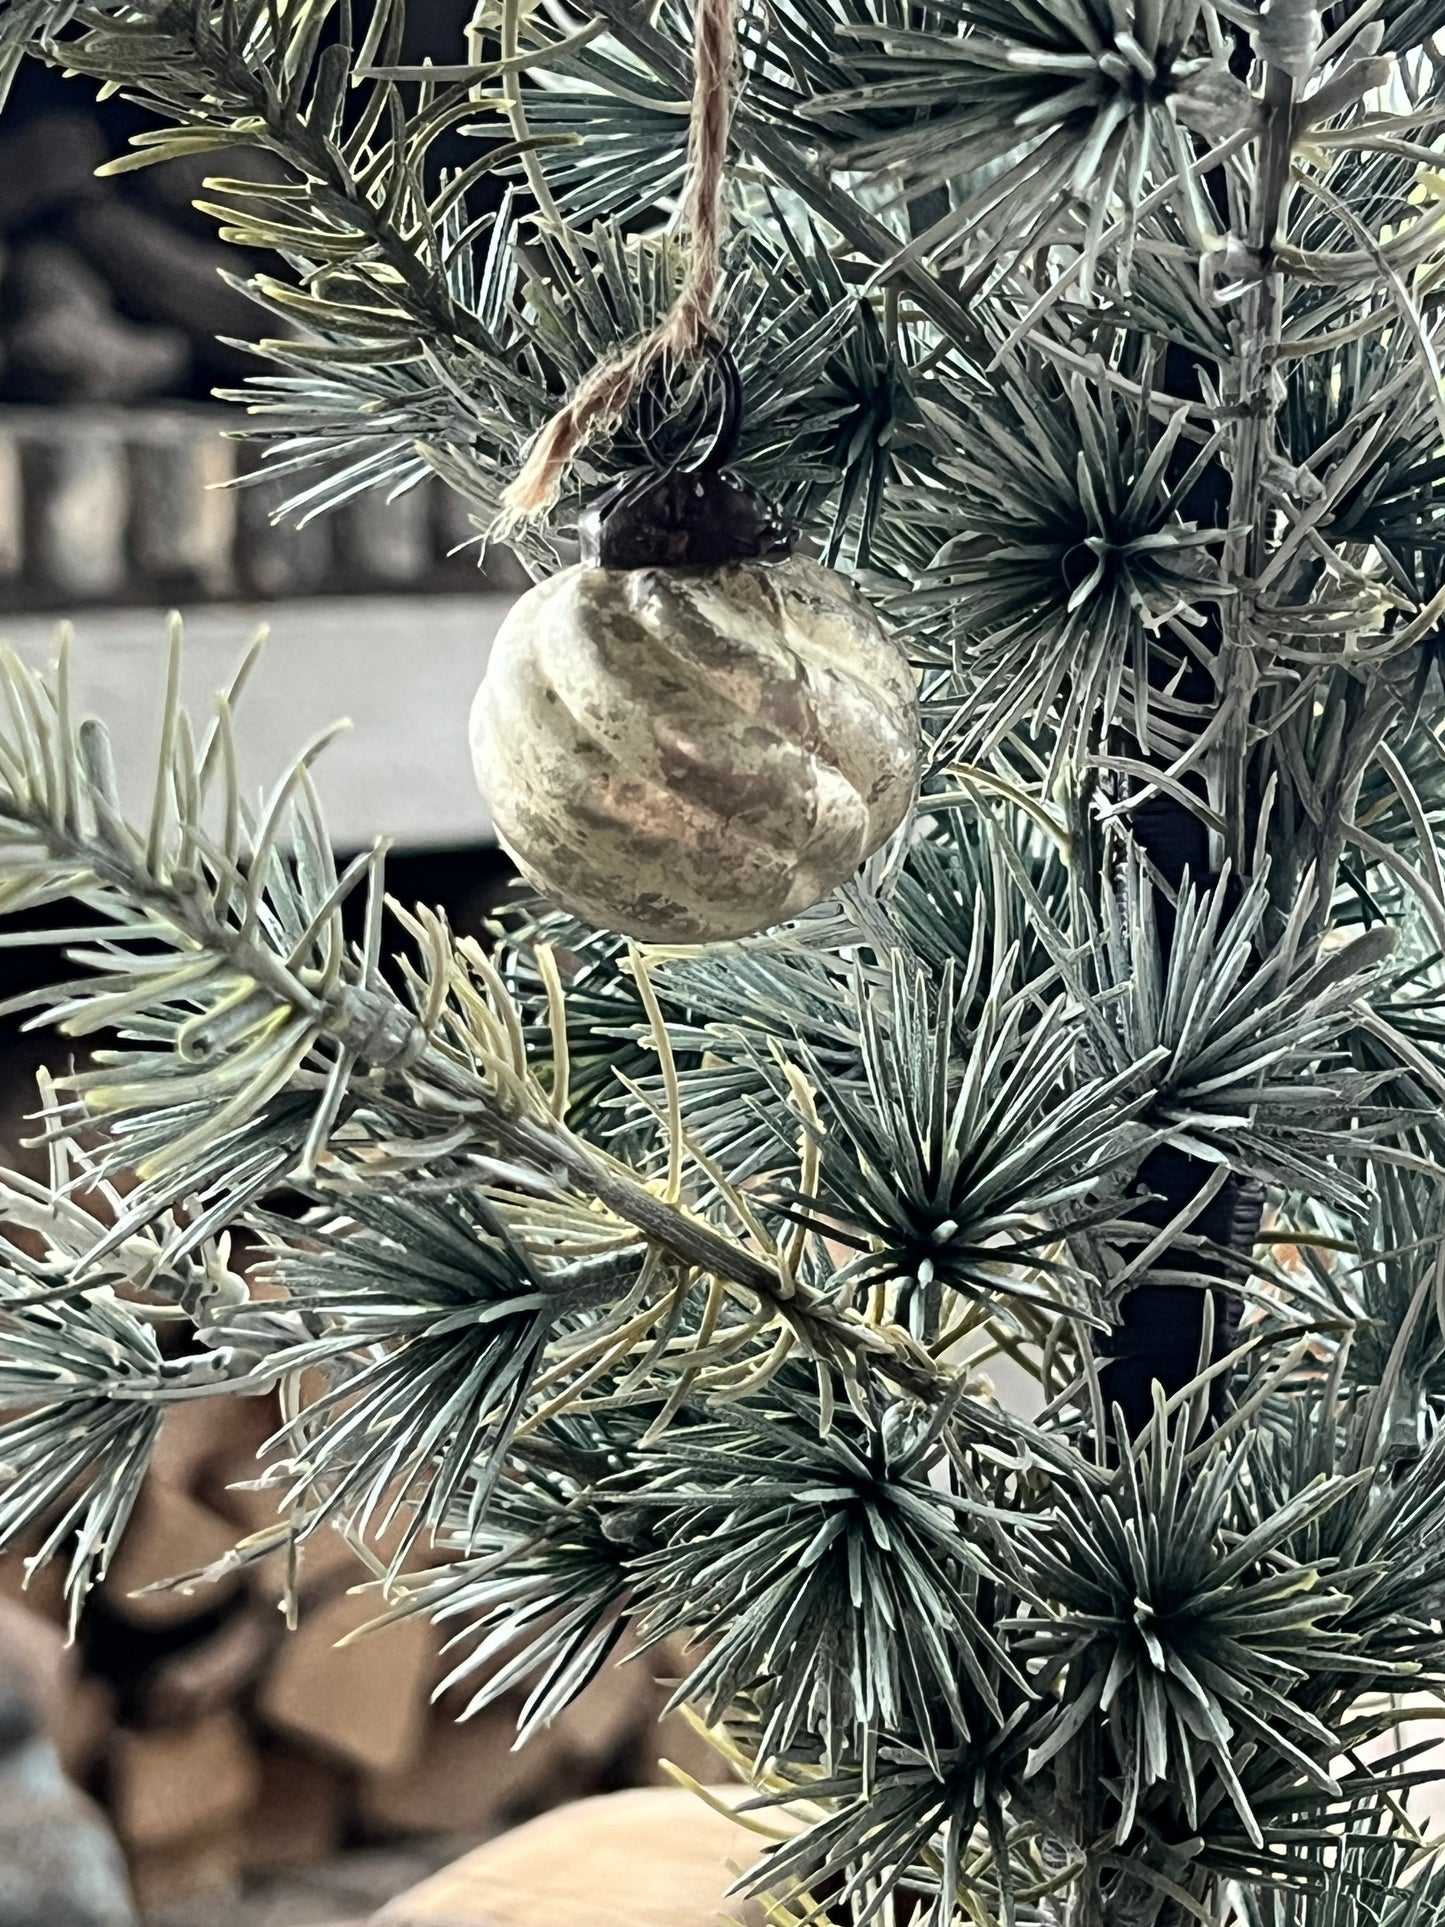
xmin=0 ymin=1115 xmax=278 ymax=1624
xmin=0 ymin=0 xmax=77 ymax=101
xmin=72 ymin=0 xmax=500 ymax=361
xmin=627 ymin=1388 xmax=1029 ymax=1774
xmin=580 ymin=0 xmax=990 ymax=347
xmin=0 ymin=630 xmax=955 ymax=1412
xmin=899 ymin=354 xmax=1232 ymax=773
xmin=4 ymin=2 xmax=1445 ymax=1916
xmin=367 ymin=1470 xmax=640 ymax=1742
xmin=1060 ymin=851 xmax=1396 ymax=1205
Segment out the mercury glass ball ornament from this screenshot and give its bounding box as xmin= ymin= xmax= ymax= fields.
xmin=473 ymin=359 xmax=920 ymax=945
xmin=471 ymin=546 xmax=919 ymax=943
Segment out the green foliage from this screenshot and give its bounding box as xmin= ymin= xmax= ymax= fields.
xmin=379 ymin=1466 xmax=645 ymax=1740
xmin=629 ymin=1388 xmax=1024 ymax=1771
xmin=251 ymin=1187 xmax=560 ymax=1559
xmin=0 ymin=0 xmax=1444 ymax=1921
xmin=1053 ymin=859 xmax=1396 ymax=1198
xmin=904 ymin=365 xmax=1231 ymax=765
xmin=1014 ymin=1416 xmax=1360 ymax=1849
xmin=761 ymin=0 xmax=1242 ymax=283
xmin=787 ymin=949 xmax=1140 ymax=1330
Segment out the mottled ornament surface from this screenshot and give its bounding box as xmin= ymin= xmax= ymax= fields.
xmin=471 ymin=555 xmax=920 ymax=942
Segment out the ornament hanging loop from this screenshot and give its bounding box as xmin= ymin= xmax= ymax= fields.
xmin=634 ymin=336 xmax=743 ymax=475
xmin=577 ymin=334 xmax=784 ymax=570
xmin=497 ymin=0 xmax=740 ymax=526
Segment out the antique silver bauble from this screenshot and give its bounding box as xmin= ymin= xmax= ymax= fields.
xmin=470 ymin=554 xmax=920 ymax=943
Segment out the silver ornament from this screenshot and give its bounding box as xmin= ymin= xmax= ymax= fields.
xmin=470 ymin=554 xmax=920 ymax=943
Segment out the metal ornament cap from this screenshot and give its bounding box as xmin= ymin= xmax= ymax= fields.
xmin=578 ymin=464 xmax=793 ymax=571
xmin=577 ymin=347 xmax=792 ymax=571
xmin=470 ymin=554 xmax=921 ymax=943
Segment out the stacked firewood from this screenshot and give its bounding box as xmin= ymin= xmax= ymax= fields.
xmin=0 ymin=1393 xmax=721 ymax=1916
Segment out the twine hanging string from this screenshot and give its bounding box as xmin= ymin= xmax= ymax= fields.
xmin=499 ymin=0 xmax=738 ymax=524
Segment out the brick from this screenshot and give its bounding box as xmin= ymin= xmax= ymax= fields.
xmin=640 ymin=1640 xmax=738 ymax=1787
xmin=129 ymin=415 xmax=238 ymax=598
xmin=359 ymin=1702 xmax=581 ymax=1838
xmin=236 ymin=457 xmax=334 ymax=599
xmin=336 ymin=479 xmax=434 ymax=587
xmin=137 ymin=1606 xmax=277 ymax=1726
xmin=127 ymin=1824 xmax=244 ymax=1914
xmin=100 ymin=1482 xmax=241 ymax=1627
xmin=150 ymin=1390 xmax=276 ymax=1498
xmin=54 ymin=1674 xmax=117 ymax=1782
xmin=433 ymin=479 xmax=484 ymax=565
xmin=21 ymin=423 xmax=130 ymax=600
xmin=110 ymin=1709 xmax=261 ymax=1851
xmin=240 ymin=1740 xmax=349 ymax=1873
xmin=7 ymin=241 xmax=188 ymax=407
xmin=208 ymin=1478 xmax=373 ymax=1609
xmin=257 ymin=1586 xmax=434 ymax=1776
xmin=65 ymin=199 xmax=259 ymax=371
xmin=214 ymin=1460 xmax=447 ymax=1609
xmin=140 ymin=144 xmax=291 ymax=221
xmin=0 ymin=1594 xmax=116 ymax=1780
xmin=549 ymin=1643 xmax=659 ymax=1772
xmin=0 ymin=425 xmax=21 ymax=582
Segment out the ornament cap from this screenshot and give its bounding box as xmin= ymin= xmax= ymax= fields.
xmin=578 ymin=465 xmax=793 ymax=571
xmin=578 ymin=341 xmax=793 ymax=570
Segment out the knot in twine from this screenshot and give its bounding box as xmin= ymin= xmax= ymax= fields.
xmin=498 ymin=0 xmax=738 ymax=526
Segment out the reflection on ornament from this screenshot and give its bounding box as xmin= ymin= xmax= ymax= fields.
xmin=470 ymin=550 xmax=919 ymax=943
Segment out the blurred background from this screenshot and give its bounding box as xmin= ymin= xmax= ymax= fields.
xmin=0 ymin=0 xmax=529 ymax=870
xmin=0 ymin=26 xmax=699 ymax=1927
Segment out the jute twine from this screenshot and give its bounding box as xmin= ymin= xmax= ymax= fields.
xmin=498 ymin=0 xmax=737 ymax=524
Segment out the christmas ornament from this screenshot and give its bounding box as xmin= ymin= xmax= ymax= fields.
xmin=469 ymin=0 xmax=920 ymax=944
xmin=471 ymin=448 xmax=919 ymax=939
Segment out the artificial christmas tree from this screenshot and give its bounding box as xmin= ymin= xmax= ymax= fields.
xmin=0 ymin=0 xmax=1443 ymax=1921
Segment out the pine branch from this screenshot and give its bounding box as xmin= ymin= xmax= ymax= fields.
xmin=0 ymin=630 xmax=958 ymax=1418
xmin=5 ymin=1 xmax=1445 ymax=1917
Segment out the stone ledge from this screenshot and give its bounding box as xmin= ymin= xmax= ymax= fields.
xmin=0 ymin=405 xmax=525 ymax=611
xmin=0 ymin=594 xmax=512 ymax=854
